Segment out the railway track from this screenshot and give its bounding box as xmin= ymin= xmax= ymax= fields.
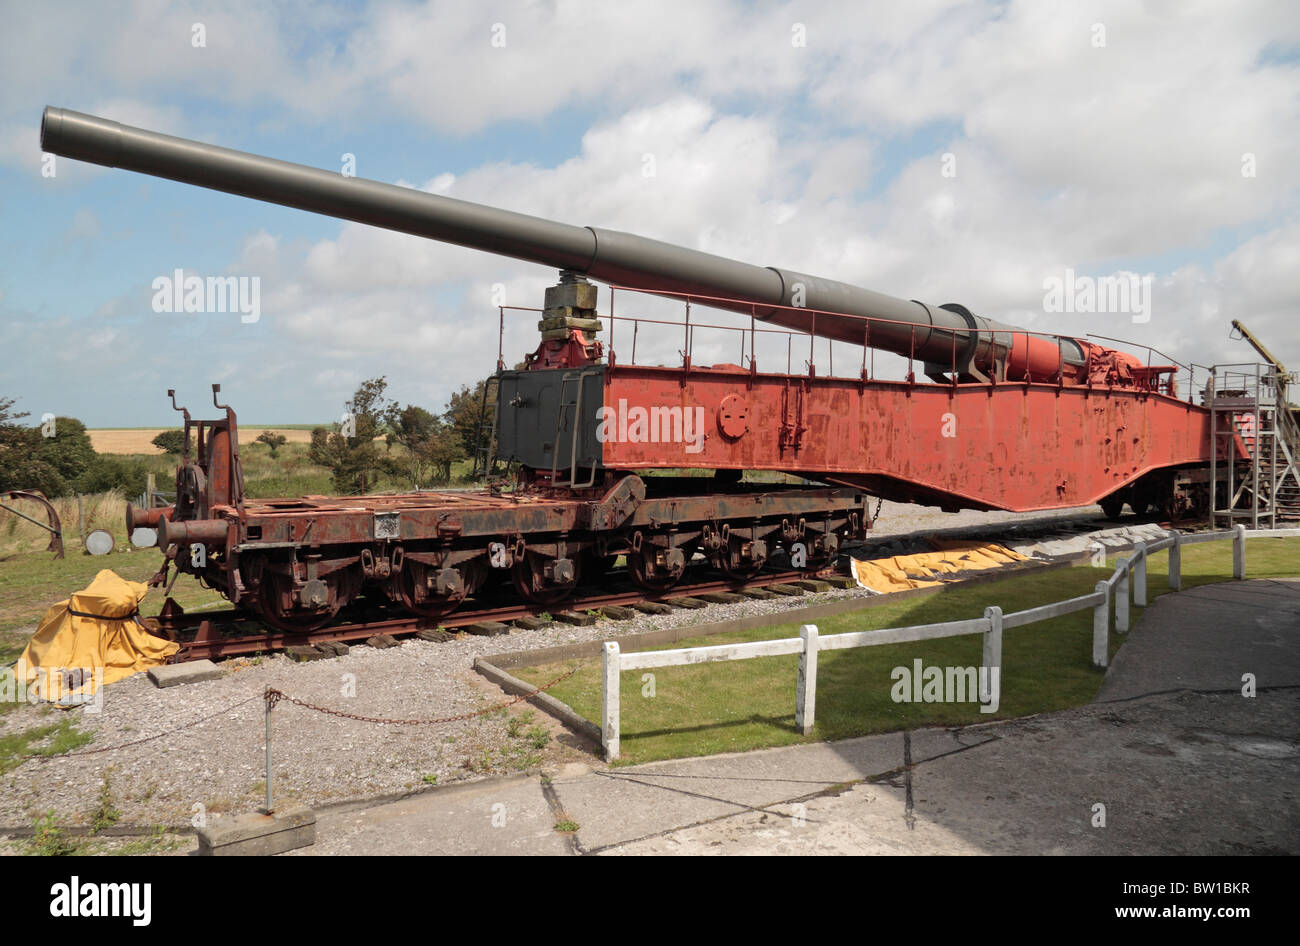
xmin=147 ymin=509 xmax=1203 ymax=662
xmin=150 ymin=565 xmax=845 ymax=662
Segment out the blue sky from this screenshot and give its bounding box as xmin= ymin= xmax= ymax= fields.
xmin=1 ymin=0 xmax=1297 ymax=427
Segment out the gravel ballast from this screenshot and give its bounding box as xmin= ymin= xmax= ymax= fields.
xmin=0 ymin=504 xmax=1135 ymax=833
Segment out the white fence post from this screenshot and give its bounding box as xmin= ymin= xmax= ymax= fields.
xmin=796 ymin=624 xmax=818 ymax=735
xmin=1115 ymin=559 xmax=1130 ymax=634
xmin=982 ymin=606 xmax=1002 ymax=710
xmin=1092 ymin=581 xmax=1110 ymax=668
xmin=1133 ymin=541 xmax=1147 ymax=607
xmin=1233 ymin=524 xmax=1246 ymax=580
xmin=1168 ymin=530 xmax=1181 ymax=591
xmin=602 ymin=641 xmax=620 ymax=762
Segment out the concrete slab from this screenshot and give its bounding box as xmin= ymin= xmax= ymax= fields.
xmin=289 ymin=777 xmax=569 ymax=856
xmin=1098 ymin=578 xmax=1300 ymax=701
xmin=197 ymin=803 xmax=316 ymax=856
xmin=550 ymin=732 xmax=904 ymax=851
xmin=148 ymin=660 xmax=223 ymax=688
xmin=603 ymin=690 xmax=1300 ymax=855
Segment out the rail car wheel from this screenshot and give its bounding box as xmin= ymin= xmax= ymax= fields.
xmin=512 ymin=551 xmax=580 ymax=606
xmin=1099 ymin=497 xmax=1124 ymax=520
xmin=396 ymin=561 xmax=470 ymax=621
xmin=257 ymin=570 xmax=346 ymax=633
xmin=719 ymin=536 xmax=768 ymax=582
xmin=628 ymin=544 xmax=691 ymax=593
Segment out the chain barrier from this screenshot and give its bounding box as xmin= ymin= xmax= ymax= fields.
xmin=36 ymin=694 xmax=263 ymax=760
xmin=263 ymin=662 xmax=584 ymax=725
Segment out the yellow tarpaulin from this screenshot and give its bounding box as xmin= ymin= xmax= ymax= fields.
xmin=850 ymin=541 xmax=1028 ymax=594
xmin=14 ymin=569 xmax=177 ymax=703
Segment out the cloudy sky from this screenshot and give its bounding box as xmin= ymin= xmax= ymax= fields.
xmin=1 ymin=0 xmax=1297 ymax=427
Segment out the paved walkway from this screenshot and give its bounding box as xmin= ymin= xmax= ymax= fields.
xmin=291 ymin=579 xmax=1300 ymax=855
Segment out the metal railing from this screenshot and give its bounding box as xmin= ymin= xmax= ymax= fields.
xmin=494 ymin=288 xmax=1190 ymax=395
xmin=598 ymin=525 xmax=1300 ymax=761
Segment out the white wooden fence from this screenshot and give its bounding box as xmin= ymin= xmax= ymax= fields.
xmin=599 ymin=524 xmax=1300 ymax=761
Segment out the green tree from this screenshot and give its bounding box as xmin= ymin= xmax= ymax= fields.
xmin=308 ymin=377 xmax=395 ymax=494
xmin=151 ymin=429 xmax=191 ymax=456
xmin=74 ymin=456 xmax=152 ymax=496
xmin=35 ymin=417 xmax=96 ymax=484
xmin=0 ymin=396 xmax=38 ymax=492
xmin=0 ymin=400 xmax=94 ymax=497
xmin=384 ymin=404 xmax=464 ymax=487
xmin=444 ymin=378 xmax=497 ymax=469
xmin=255 ymin=431 xmax=288 ymax=457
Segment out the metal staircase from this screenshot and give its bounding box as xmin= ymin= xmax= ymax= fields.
xmin=1208 ymin=362 xmax=1300 ymax=528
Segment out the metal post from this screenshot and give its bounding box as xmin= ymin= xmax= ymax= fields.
xmin=1208 ymin=370 xmax=1217 ymax=529
xmin=1234 ymin=523 xmax=1246 ymax=579
xmin=1115 ymin=560 xmax=1130 ymax=634
xmin=602 ymin=642 xmax=620 ymax=762
xmin=796 ymin=625 xmax=818 ymax=735
xmin=264 ymin=696 xmax=273 ymax=813
xmin=1133 ymin=541 xmax=1147 ymax=607
xmin=1092 ymin=581 xmax=1110 ymax=668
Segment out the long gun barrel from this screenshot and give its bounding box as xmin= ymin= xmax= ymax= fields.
xmin=42 ymin=106 xmax=1087 ymax=381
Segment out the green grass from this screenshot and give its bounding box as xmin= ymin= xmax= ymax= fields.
xmin=0 ymin=545 xmax=227 ymax=645
xmin=0 ymin=716 xmax=93 ymax=775
xmin=515 ymin=538 xmax=1300 ymax=766
xmin=27 ymin=812 xmax=79 ymax=856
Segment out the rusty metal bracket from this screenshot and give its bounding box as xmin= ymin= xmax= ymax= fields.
xmin=1 ymin=490 xmax=64 ymax=558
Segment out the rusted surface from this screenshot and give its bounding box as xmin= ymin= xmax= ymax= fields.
xmin=597 ymin=365 xmax=1212 ymax=511
xmin=155 ymin=565 xmax=839 ymax=662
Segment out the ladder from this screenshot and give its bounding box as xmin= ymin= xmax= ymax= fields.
xmin=1208 ymin=363 xmax=1300 ymax=529
xmin=551 ymin=368 xmax=601 ymax=488
xmin=470 ymin=374 xmax=502 ymax=480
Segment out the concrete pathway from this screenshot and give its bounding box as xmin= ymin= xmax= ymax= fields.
xmin=292 ymin=579 xmax=1300 ymax=855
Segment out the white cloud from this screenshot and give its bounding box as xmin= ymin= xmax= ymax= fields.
xmin=4 ymin=0 xmax=1297 ymax=425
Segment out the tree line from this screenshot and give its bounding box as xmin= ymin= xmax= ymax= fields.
xmin=0 ymin=396 xmax=141 ymax=498
xmin=0 ymin=377 xmax=497 ymax=499
xmin=308 ymin=375 xmax=497 ymax=494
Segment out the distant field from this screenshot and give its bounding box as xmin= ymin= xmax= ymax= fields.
xmin=89 ymin=427 xmax=318 ymax=455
